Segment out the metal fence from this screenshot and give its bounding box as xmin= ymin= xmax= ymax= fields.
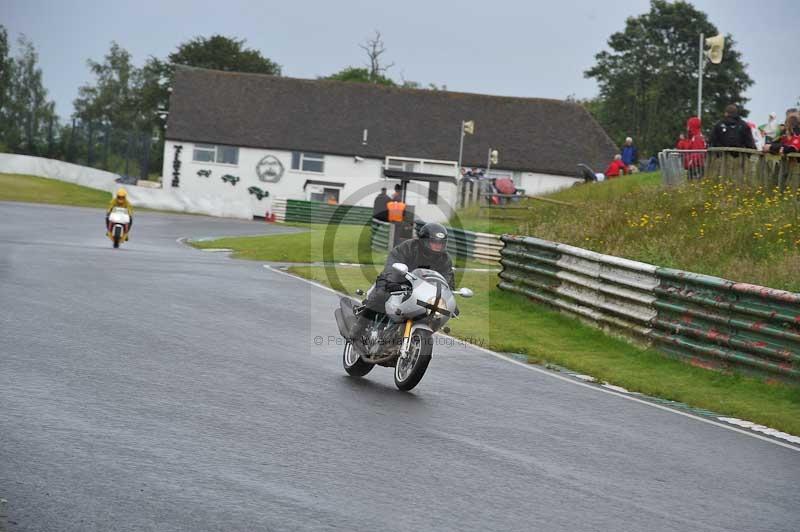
xmin=4 ymin=118 xmax=162 ymax=183
xmin=658 ymin=150 xmax=707 ymax=185
xmin=660 ymin=148 xmax=800 ymax=188
xmin=271 ymin=199 xmax=374 ymax=225
xmin=371 ymin=219 xmax=391 ymax=251
xmin=499 ymin=235 xmax=800 ymax=383
xmin=369 ymin=219 xmax=502 ymax=263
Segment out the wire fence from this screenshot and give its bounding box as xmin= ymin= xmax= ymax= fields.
xmin=4 ymin=117 xmax=162 ymax=184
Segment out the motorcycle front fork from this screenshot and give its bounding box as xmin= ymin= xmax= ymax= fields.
xmin=399 ymin=320 xmax=413 ymax=359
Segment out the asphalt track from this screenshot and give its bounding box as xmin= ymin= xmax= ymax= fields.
xmin=1 ymin=202 xmax=798 ymax=532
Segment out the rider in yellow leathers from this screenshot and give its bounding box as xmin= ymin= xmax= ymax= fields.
xmin=106 ymin=188 xmax=134 ymax=241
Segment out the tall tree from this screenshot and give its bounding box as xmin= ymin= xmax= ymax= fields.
xmin=73 ymin=42 xmax=147 ymax=130
xmin=360 ymin=30 xmax=394 ymax=82
xmin=4 ymin=34 xmax=57 ymax=154
xmin=584 ymin=0 xmax=753 ymax=154
xmin=0 ymin=26 xmax=12 ymax=124
xmin=167 ymin=35 xmax=281 ymax=75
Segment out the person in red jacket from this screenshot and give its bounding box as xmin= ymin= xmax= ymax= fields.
xmin=605 ymin=154 xmax=627 ymax=178
xmin=676 ymin=133 xmax=690 ymax=150
xmin=684 ymin=116 xmax=706 ymax=178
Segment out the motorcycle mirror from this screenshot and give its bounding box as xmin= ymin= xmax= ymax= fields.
xmin=391 ymin=263 xmax=409 ymax=275
xmin=355 ymin=289 xmax=364 ymax=296
xmin=457 ymin=287 xmax=474 ymax=298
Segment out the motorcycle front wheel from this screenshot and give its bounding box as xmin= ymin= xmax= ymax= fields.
xmin=342 ymin=341 xmax=373 ymax=377
xmin=394 ymin=330 xmax=432 ymax=391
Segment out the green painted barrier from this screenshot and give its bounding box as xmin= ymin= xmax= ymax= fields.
xmin=285 ymin=199 xmax=373 ymax=225
xmin=497 ymin=235 xmax=800 ymax=384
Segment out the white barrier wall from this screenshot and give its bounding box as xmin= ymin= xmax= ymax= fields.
xmin=0 ymin=153 xmax=252 ymax=219
xmin=161 ymin=141 xmax=456 ymax=222
xmin=0 ymin=153 xmax=119 ymax=192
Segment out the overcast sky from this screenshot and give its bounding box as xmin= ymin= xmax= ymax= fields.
xmin=3 ymin=0 xmax=798 ymax=133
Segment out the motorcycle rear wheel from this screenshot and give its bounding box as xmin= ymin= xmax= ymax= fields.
xmin=394 ymin=330 xmax=432 ymax=391
xmin=343 ymin=341 xmax=373 ymax=377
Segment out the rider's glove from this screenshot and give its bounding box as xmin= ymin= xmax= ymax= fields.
xmin=386 ymin=281 xmax=406 ymax=292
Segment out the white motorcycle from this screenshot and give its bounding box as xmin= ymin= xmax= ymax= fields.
xmin=334 ymin=263 xmax=473 ymax=391
xmin=107 ymin=207 xmax=131 ymax=249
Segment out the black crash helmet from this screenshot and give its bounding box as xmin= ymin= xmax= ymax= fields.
xmin=418 ymin=223 xmax=448 ymax=253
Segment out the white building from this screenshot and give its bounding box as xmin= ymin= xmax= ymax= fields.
xmin=162 ymin=67 xmax=616 ymax=222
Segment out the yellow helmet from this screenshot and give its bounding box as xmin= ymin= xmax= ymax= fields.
xmin=116 ymin=188 xmax=127 ymax=199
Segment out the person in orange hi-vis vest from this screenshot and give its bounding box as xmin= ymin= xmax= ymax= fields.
xmin=387 ymin=200 xmax=406 ymax=222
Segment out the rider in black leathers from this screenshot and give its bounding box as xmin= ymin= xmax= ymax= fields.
xmin=351 ymin=222 xmax=455 ymax=354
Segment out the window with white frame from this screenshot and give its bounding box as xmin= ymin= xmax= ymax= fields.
xmin=193 ymin=144 xmax=216 ymax=163
xmin=192 ymin=144 xmax=239 ymax=165
xmin=291 ymin=152 xmax=325 ymax=173
xmin=386 ymin=158 xmax=417 ymax=172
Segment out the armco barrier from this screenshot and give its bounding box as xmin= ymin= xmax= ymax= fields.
xmin=284 ymin=199 xmax=373 ymax=225
xmin=369 ymin=220 xmax=502 ymax=262
xmin=651 ymin=270 xmax=800 ymax=381
xmin=499 ymin=236 xmax=658 ymax=338
xmin=414 ymin=221 xmax=502 ymax=263
xmin=498 ymin=235 xmax=800 ymax=383
xmin=371 ymin=219 xmax=391 ymax=251
xmin=272 ymin=198 xmax=287 ymax=222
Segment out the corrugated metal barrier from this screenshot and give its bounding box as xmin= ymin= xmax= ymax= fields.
xmin=369 ymin=220 xmax=502 ymax=263
xmin=275 ymin=199 xmax=374 ymax=225
xmin=413 ymin=221 xmax=502 ymax=263
xmin=371 ymin=219 xmax=391 ymax=251
xmin=499 ymin=235 xmax=800 ymax=383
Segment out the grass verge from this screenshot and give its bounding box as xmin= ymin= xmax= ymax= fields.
xmin=191 ymin=223 xmax=387 ymax=264
xmin=191 ymin=223 xmax=491 ymax=268
xmin=288 ymin=264 xmax=800 ymax=436
xmin=0 ymin=173 xmax=111 ymax=208
xmin=455 ymin=171 xmax=800 ymax=291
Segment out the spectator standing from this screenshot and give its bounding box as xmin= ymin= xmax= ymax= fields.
xmin=372 ymin=187 xmax=390 ymax=221
xmin=676 ymin=133 xmax=689 ymax=150
xmin=685 ymin=116 xmax=707 ymax=178
xmin=391 ymin=183 xmax=403 ymax=201
xmin=709 ymin=104 xmax=756 ymax=150
xmin=621 ymin=137 xmax=639 ymax=171
xmin=605 ymin=154 xmax=627 ymax=178
xmin=747 ymin=121 xmax=765 ymax=151
xmin=767 ymin=115 xmax=800 ymax=155
xmin=761 ymin=112 xmax=779 ymax=143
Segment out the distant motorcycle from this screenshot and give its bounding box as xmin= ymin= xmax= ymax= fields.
xmin=107 ymin=207 xmax=131 ymax=248
xmin=334 ymin=263 xmax=473 ymax=391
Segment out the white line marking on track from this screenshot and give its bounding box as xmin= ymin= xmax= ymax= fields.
xmin=262 ymin=264 xmax=800 ymax=452
xmin=718 ymin=417 xmax=800 ymax=445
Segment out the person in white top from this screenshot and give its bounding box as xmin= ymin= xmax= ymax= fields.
xmin=761 ymin=112 xmax=779 ymax=143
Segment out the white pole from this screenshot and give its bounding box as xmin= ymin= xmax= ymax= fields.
xmin=697 ymin=33 xmax=704 ymax=119
xmin=457 ymin=121 xmax=465 ymax=178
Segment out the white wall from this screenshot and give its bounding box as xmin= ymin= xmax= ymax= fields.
xmin=161 ymin=141 xmax=457 ymax=222
xmin=0 ymin=153 xmax=252 ymax=219
xmin=0 ymin=153 xmax=119 ymax=192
